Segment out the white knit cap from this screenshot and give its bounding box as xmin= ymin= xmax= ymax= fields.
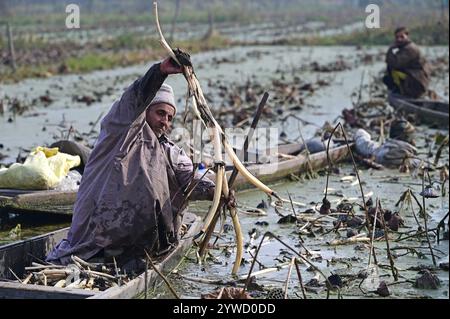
xmin=148 ymin=83 xmax=177 ymax=115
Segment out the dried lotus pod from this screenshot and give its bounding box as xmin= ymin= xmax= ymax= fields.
xmin=201 ymin=287 xmax=252 ymax=299
xmin=319 ymin=197 xmax=331 ymax=215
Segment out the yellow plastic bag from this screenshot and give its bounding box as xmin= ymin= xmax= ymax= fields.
xmin=0 ymin=146 xmax=81 ymax=190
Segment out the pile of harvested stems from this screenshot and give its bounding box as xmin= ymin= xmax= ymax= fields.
xmin=153 ymin=2 xmax=285 ymax=275
xmin=13 ymin=255 xmax=129 ymax=290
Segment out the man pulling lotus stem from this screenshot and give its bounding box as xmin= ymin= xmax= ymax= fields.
xmin=47 ymin=55 xmax=226 ymax=269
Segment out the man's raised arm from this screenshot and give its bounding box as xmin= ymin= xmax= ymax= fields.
xmin=101 ymin=58 xmax=182 ymax=132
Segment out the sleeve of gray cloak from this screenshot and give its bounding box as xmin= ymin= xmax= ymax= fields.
xmin=169 ymin=144 xmax=215 ymax=201
xmin=99 ymin=63 xmax=167 ymax=133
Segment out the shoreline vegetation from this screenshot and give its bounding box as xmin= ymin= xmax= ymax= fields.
xmin=0 ymin=4 xmax=448 ymax=83
xmin=271 ymin=22 xmax=450 ymax=46
xmin=0 ymin=34 xmax=234 ymax=83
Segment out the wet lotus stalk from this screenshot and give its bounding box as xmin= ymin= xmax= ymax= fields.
xmin=192 ymin=101 xmax=242 ymax=270
xmin=379 ymin=199 xmax=399 ymax=281
xmin=368 ymin=201 xmax=379 ymax=266
xmin=325 ymin=123 xmax=370 ymax=224
xmin=242 ymin=232 xmax=335 ymax=299
xmin=199 ymin=93 xmax=269 ymax=258
xmin=229 ymin=205 xmax=243 ymax=275
xmin=144 ymin=250 xmax=180 ymax=299
xmin=156 ymin=3 xmax=225 ymax=241
xmin=190 ymin=96 xmax=204 ymax=127
xmin=294 ymin=259 xmax=307 ymax=299
xmin=189 ymin=65 xmax=279 ymax=199
xmin=199 ymin=126 xmax=224 ymax=236
xmin=421 ymin=170 xmax=437 ymax=266
xmin=153 ymin=3 xmax=181 ymax=66
xmin=153 ymin=2 xmax=252 ymax=275
xmin=437 ymin=212 xmax=449 ymax=245
xmin=283 ymin=257 xmax=296 ymax=299
xmin=223 ymin=139 xmax=280 ymax=199
xmin=216 ymin=143 xmax=243 ymax=275
xmin=8 ymin=268 xmax=22 ymax=283
xmin=324 ymin=123 xmax=376 ymax=266
xmin=297 ymin=123 xmax=316 ymax=179
xmin=287 ymin=192 xmax=312 ymax=255
xmin=397 ymin=190 xmax=422 ymax=229
xmin=433 ymin=135 xmax=449 ymax=166
xmin=396 ymin=227 xmax=438 ymax=242
xmin=153 ymin=2 xmax=280 ymax=201
xmin=220 ymin=172 xmax=244 ymax=274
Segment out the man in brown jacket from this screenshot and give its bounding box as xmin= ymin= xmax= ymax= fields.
xmin=383 ymin=27 xmax=431 ymax=98
xmin=46 ymin=57 xmax=216 ymax=267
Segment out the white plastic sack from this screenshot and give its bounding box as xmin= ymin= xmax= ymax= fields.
xmin=0 ymin=146 xmax=81 ymax=190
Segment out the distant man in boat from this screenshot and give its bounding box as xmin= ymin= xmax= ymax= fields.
xmin=382 ymin=27 xmax=431 ymax=98
xmin=46 ymin=56 xmax=218 ymax=267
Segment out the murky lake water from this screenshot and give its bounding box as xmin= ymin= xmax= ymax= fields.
xmin=153 ymin=164 xmax=449 ymax=299
xmin=13 ymin=20 xmax=361 ymax=45
xmin=0 ymin=45 xmax=448 ymax=299
xmin=1 ymin=45 xmax=447 ymax=164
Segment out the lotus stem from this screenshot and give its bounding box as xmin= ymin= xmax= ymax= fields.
xmin=200 ymin=126 xmax=224 ymax=235
xmin=223 ymin=140 xmax=279 ymax=199
xmin=153 ymin=3 xmax=277 ymax=277
xmin=153 ymin=2 xmax=180 ymax=66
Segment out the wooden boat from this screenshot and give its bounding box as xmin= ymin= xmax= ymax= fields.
xmin=0 ymin=212 xmax=201 ymax=299
xmin=0 ymin=143 xmax=351 ymax=215
xmin=388 ymin=92 xmax=449 ymax=128
xmin=229 ymin=143 xmax=350 ymax=190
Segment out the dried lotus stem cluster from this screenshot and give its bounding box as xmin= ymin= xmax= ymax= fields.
xmin=153 ymin=2 xmax=281 ymax=275
xmin=15 ymin=255 xmax=129 ymax=290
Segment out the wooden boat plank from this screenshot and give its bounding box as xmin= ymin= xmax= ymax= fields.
xmin=388 ymin=93 xmax=449 ymax=128
xmin=0 ymin=191 xmax=77 ymax=215
xmin=393 ymin=98 xmax=448 ymax=118
xmin=0 ymin=281 xmax=97 ymax=299
xmin=0 ymin=189 xmax=41 ymax=196
xmin=0 ymin=228 xmax=69 ymax=279
xmin=398 ymin=98 xmax=448 ymax=112
xmin=276 ymin=142 xmax=304 ymax=155
xmin=231 ymin=144 xmax=350 ymax=190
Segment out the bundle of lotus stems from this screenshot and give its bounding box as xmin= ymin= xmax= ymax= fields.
xmin=15 ymin=255 xmax=129 ymax=290
xmin=153 ymin=2 xmax=283 ymax=275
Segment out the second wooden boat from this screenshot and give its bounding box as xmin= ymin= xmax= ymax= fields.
xmin=0 ymin=143 xmax=351 ymax=215
xmin=388 ymin=92 xmax=449 ymax=128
